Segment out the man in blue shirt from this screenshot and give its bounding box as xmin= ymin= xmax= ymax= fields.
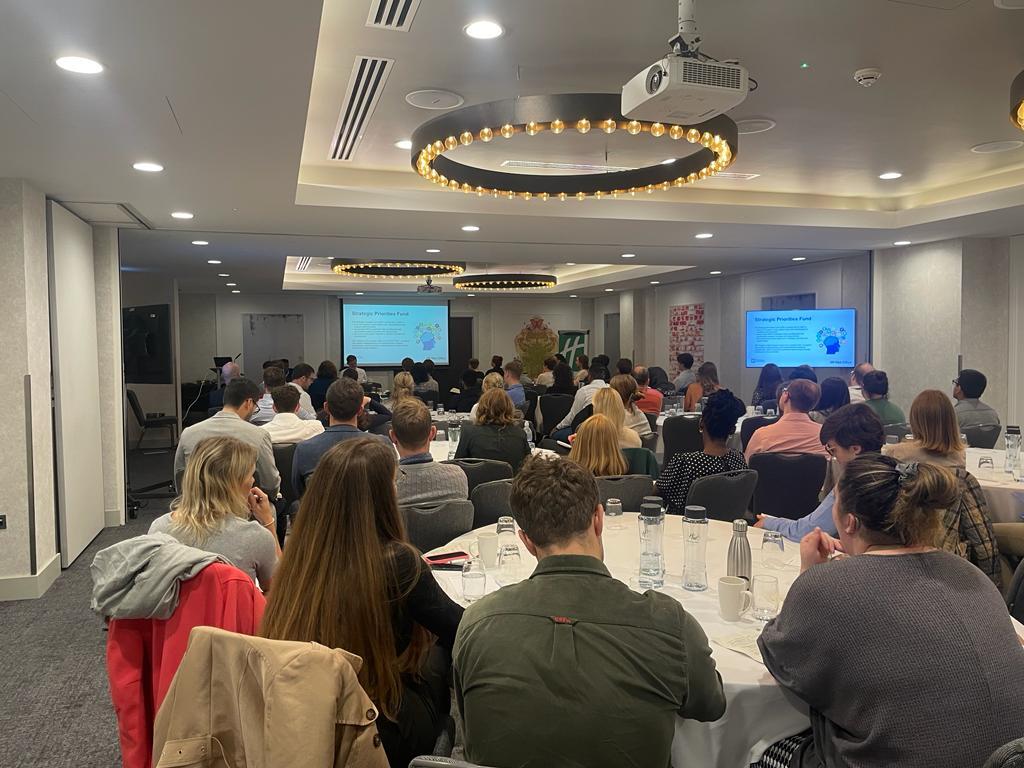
xmin=503 ymin=359 xmax=527 ymax=409
xmin=755 ymin=403 xmax=885 ymax=541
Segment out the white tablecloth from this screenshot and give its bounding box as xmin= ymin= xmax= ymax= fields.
xmin=427 ymin=516 xmax=811 ymax=767
xmin=966 ymin=448 xmax=1024 ymax=523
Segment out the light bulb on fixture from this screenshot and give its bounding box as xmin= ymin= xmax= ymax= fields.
xmin=133 ymin=161 xmax=163 ymax=172
xmin=464 ymin=20 xmax=504 ymax=39
xmin=394 ymin=139 xmax=413 ymax=150
xmin=56 ymin=56 xmax=103 ymax=74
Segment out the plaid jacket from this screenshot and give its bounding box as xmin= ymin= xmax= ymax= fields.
xmin=938 ymin=469 xmax=1002 ymax=590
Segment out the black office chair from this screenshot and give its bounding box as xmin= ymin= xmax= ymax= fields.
xmin=522 ymin=388 xmax=539 ymax=427
xmin=685 ymin=469 xmax=759 ymax=520
xmin=760 ymin=399 xmax=778 ymax=414
xmin=413 ymin=391 xmax=437 ymax=408
xmin=538 ymin=437 xmax=570 ymax=455
xmin=662 ymin=414 xmax=702 ymax=468
xmin=369 ymin=419 xmax=392 ymax=436
xmin=640 ymin=432 xmax=659 ymax=454
xmin=962 ymin=424 xmax=1001 ymax=449
xmin=272 ymin=443 xmax=299 ymax=546
xmin=749 ymin=452 xmax=828 ymax=520
xmin=596 ymin=475 xmax=656 ymax=512
xmin=621 ymin=447 xmax=659 ymax=479
xmin=1007 ymin=557 xmax=1024 ymax=624
xmin=538 ymin=393 xmax=574 ymax=437
xmin=127 ymin=389 xmax=178 ymax=449
xmin=470 ymin=479 xmax=513 ymax=528
xmin=740 ymin=415 xmax=780 ymax=452
xmin=644 ymin=411 xmax=659 ymax=432
xmin=443 ymin=458 xmax=513 ymax=496
xmin=400 ymin=500 xmax=475 ymax=553
xmin=570 ymin=404 xmax=594 ymax=433
xmin=884 ymin=422 xmax=912 ymax=442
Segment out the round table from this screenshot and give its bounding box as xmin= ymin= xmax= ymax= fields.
xmin=427 ymin=515 xmax=811 ymax=767
xmin=966 ymin=448 xmax=1024 ymax=523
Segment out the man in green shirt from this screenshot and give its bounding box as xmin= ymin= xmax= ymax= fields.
xmin=861 ymin=369 xmax=906 ymax=426
xmin=452 ymin=455 xmax=726 ymax=768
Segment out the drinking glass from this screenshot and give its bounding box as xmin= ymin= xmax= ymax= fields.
xmin=885 ymin=435 xmax=899 ymax=445
xmin=497 ymin=543 xmax=524 ymax=584
xmin=496 ymin=516 xmax=516 ymax=537
xmin=766 ymin=408 xmax=777 ymax=417
xmin=437 ymin=404 xmax=445 ymax=416
xmin=978 ymin=456 xmax=995 ymax=470
xmin=462 ymin=557 xmax=487 ymax=602
xmin=761 ymin=531 xmax=785 ymax=570
xmin=447 ymin=418 xmax=462 ymax=459
xmin=754 ymin=405 xmax=764 ymax=416
xmin=605 ymin=497 xmax=625 ymax=530
xmin=751 ymin=575 xmax=780 ymax=622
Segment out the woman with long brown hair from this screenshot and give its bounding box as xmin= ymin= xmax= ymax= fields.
xmin=568 ymin=413 xmax=628 ymax=477
xmin=883 ymin=389 xmax=966 ymax=469
xmin=609 ymin=374 xmax=653 ymax=439
xmin=260 ymin=437 xmax=462 ymax=767
xmin=456 ymin=388 xmax=531 ymax=471
xmin=684 ymin=361 xmax=722 ymax=412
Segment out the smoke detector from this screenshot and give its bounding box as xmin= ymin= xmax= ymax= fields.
xmin=854 ymin=68 xmax=883 ymax=87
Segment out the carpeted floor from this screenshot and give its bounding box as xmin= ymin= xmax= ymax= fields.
xmin=0 ymin=449 xmax=173 ymax=768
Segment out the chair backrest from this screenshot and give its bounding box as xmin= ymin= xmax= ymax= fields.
xmin=369 ymin=419 xmax=392 ymax=436
xmin=760 ymin=398 xmax=778 ymax=414
xmin=569 ymin=404 xmax=594 ymax=433
xmin=470 ymin=479 xmax=514 ymax=528
xmin=621 ymin=447 xmax=659 ymax=479
xmin=538 ymin=394 xmax=574 ymax=436
xmin=963 ymin=424 xmax=1001 ymax=449
xmin=644 ymin=411 xmax=659 ymax=431
xmin=685 ymin=469 xmax=759 ymax=520
xmin=443 ymin=458 xmax=514 ymax=495
xmin=595 ymin=475 xmax=655 ymax=512
xmin=1007 ymin=557 xmax=1024 ymax=624
xmin=206 ymin=406 xmax=222 ymax=419
xmin=533 ymin=384 xmax=547 ymax=395
xmin=749 ymin=452 xmax=829 ymax=520
xmin=400 ymin=500 xmax=475 ymax=552
xmin=661 ymin=394 xmax=682 ymax=411
xmin=884 ymin=422 xmax=911 ymax=441
xmin=174 ymin=468 xmax=185 ymax=495
xmin=640 ymin=432 xmax=659 ymax=453
xmin=740 ymin=415 xmax=780 ymax=452
xmin=523 ymin=388 xmax=539 ymax=425
xmin=537 ymin=437 xmax=570 ymax=455
xmin=662 ymin=414 xmax=702 ymax=467
xmin=409 ymin=757 xmax=497 ymax=768
xmin=984 ymin=738 xmax=1024 ymax=768
xmin=126 ymin=389 xmax=147 ymax=427
xmin=413 ymin=391 xmax=437 ymax=408
xmin=272 ymin=443 xmax=298 ymax=504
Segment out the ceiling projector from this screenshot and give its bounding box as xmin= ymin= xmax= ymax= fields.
xmin=416 ymin=277 xmax=443 ymax=294
xmin=622 ymin=0 xmax=749 ymax=123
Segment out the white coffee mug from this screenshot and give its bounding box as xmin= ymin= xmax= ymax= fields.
xmin=718 ymin=576 xmax=752 ymax=621
xmin=472 ymin=531 xmax=500 ymax=568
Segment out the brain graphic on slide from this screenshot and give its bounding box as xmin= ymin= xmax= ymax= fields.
xmin=415 ymin=322 xmax=441 ymax=351
xmin=815 ymin=326 xmax=848 ymax=355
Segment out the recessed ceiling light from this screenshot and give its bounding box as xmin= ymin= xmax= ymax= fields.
xmin=878 ymin=171 xmax=902 ymax=180
xmin=650 ymin=280 xmax=661 ymax=285
xmin=569 ymin=294 xmax=578 ymax=298
xmin=660 ymin=158 xmax=676 ymax=165
xmin=791 ymin=257 xmax=807 ymax=262
xmin=736 ymin=118 xmax=777 ymax=135
xmin=426 ymin=248 xmax=441 ymax=253
xmin=132 ymin=161 xmax=163 ymax=173
xmin=231 ymin=290 xmax=241 ymax=294
xmin=695 ymin=233 xmax=714 ymax=239
xmin=566 ymin=262 xmax=577 ymax=266
xmin=970 ymin=140 xmax=1024 ymax=154
xmin=709 ymin=270 xmax=722 ymax=275
xmin=893 ymin=240 xmax=912 ymax=246
xmin=461 ymin=225 xmax=480 ymax=232
xmin=799 ymin=62 xmax=810 ymax=70
xmin=604 ymin=288 xmax=614 ymax=292
xmin=464 ymin=20 xmax=504 ymax=39
xmin=355 ymin=292 xmax=364 ymax=296
xmin=217 ymin=273 xmax=229 ymax=277
xmin=621 ymin=253 xmax=637 ymax=259
xmin=191 ymin=240 xmax=209 ymax=246
xmin=171 ymin=211 xmax=194 ymax=219
xmin=225 ymin=283 xmax=237 ymax=287
xmin=467 ymin=293 xmax=476 ymax=297
xmin=56 ymin=56 xmax=103 ymax=74
xmin=394 ymin=139 xmax=413 ymax=150
xmin=207 ymin=259 xmax=222 ymax=265
xmin=405 ymin=89 xmax=465 ymax=110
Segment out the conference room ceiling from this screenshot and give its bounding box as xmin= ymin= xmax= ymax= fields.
xmin=3 ymin=0 xmax=1024 ymax=295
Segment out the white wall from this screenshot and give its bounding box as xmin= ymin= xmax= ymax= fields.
xmin=961 ymin=238 xmax=1010 ymax=421
xmin=654 ymin=277 xmax=723 ymax=379
xmin=1010 ymin=237 xmax=1024 ymax=427
xmin=591 ymin=294 xmax=622 ymax=361
xmin=179 ymin=293 xmax=219 ymax=384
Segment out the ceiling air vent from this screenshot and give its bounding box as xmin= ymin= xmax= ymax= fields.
xmin=294 ymin=256 xmax=312 ymax=272
xmin=366 ymin=0 xmax=421 ymax=30
xmin=330 ymin=56 xmax=394 ymax=161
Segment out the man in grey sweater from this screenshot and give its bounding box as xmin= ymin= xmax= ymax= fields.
xmin=390 ymin=399 xmax=468 ymax=506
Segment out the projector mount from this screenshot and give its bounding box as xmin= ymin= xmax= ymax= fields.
xmin=669 ymin=0 xmax=702 ymax=58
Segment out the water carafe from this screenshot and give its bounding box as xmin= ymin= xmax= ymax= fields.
xmin=638 ymin=503 xmax=665 ymax=589
xmin=682 ymin=505 xmax=708 ymax=592
xmin=1006 ymin=426 xmax=1021 ymax=479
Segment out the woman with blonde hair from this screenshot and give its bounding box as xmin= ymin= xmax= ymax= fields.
xmin=684 ymin=361 xmax=722 ymax=412
xmin=468 ymin=371 xmax=507 ymax=418
xmin=456 ymin=388 xmax=531 ymax=471
xmin=591 ymin=387 xmax=642 ymax=449
xmin=569 ymin=413 xmax=628 ymax=477
xmin=883 ymin=389 xmax=966 ymax=469
xmin=386 ymin=371 xmax=415 ymax=410
xmin=149 ymin=436 xmax=280 ymax=588
xmin=610 ymin=374 xmax=653 ymax=439
xmin=260 ymin=438 xmax=461 ymax=767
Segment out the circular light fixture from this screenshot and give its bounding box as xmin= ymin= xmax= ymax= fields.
xmin=695 ymin=232 xmax=714 ymax=239
xmin=709 ymin=270 xmax=722 ymax=275
xmin=736 ymin=118 xmax=777 ymax=135
xmin=410 ymin=93 xmax=737 ymax=201
xmin=394 ymin=139 xmax=413 ymax=150
xmin=878 ymin=171 xmax=902 ymax=180
xmin=191 ymin=240 xmax=209 ymax=246
xmin=970 ymin=140 xmax=1024 ymax=154
xmin=621 ymin=253 xmax=637 ymax=259
xmin=171 ymin=211 xmax=194 ymax=219
xmin=405 ymin=89 xmax=464 ymax=110
xmin=791 ymin=257 xmax=807 ymax=262
xmin=1012 ymin=69 xmax=1024 ymax=131
xmin=461 ymin=225 xmax=480 ymax=232
xmin=426 ymin=248 xmax=441 ymax=253
xmin=133 ymin=161 xmax=163 ymax=172
xmin=464 ymin=20 xmax=504 ymax=39
xmin=207 ymin=259 xmax=222 ymax=265
xmin=893 ymin=240 xmax=912 ymax=246
xmin=453 ymin=273 xmax=557 ymax=292
xmin=330 ymin=259 xmax=466 ymax=279
xmin=56 ymin=56 xmax=103 ymax=74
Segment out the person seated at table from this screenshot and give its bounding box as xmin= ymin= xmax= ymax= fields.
xmin=453 ymin=454 xmax=726 ymax=768
xmin=410 ymin=362 xmax=438 ymax=404
xmin=463 ymin=357 xmax=486 ymax=386
xmin=787 ymin=364 xmax=818 ymax=383
xmin=609 ymin=374 xmax=653 ymax=439
xmin=260 ymin=385 xmax=326 ymax=444
xmin=344 ymin=354 xmax=367 ymax=384
xmin=534 ymin=356 xmax=557 ymax=388
xmin=808 ymin=376 xmax=850 ymax=424
xmin=953 ymin=368 xmax=1001 ymax=430
xmin=544 ymin=361 xmax=578 ymax=397
xmin=848 ymin=361 xmax=874 ymax=403
xmin=683 ymin=361 xmax=722 ymax=412
xmin=884 ymin=390 xmax=966 ymax=469
xmin=468 ymin=372 xmax=506 ymax=419
xmin=486 ymin=355 xmax=504 ymax=376
xmin=657 ymin=390 xmax=747 ymax=515
xmin=552 ymin=363 xmax=610 ymax=440
xmin=261 ymin=437 xmax=462 ymax=768
xmin=343 ymin=369 xmax=392 ymax=431
xmin=503 ymin=359 xmax=527 ymax=409
xmin=390 ymin=399 xmax=468 ymax=506
xmin=208 ymin=360 xmax=240 ymax=411
xmin=632 ymin=366 xmax=664 ymax=415
xmin=756 ymin=454 xmax=1024 ymax=768
xmin=449 ymin=369 xmax=483 ymax=414
xmin=306 ymin=360 xmax=337 ymax=412
xmin=400 ymin=356 xmax=414 ymax=373
xmin=384 ymin=371 xmax=416 ymax=410
xmin=745 ymin=379 xmax=828 ymax=462
xmin=751 ymin=363 xmax=783 ymax=409
xmin=590 ymin=387 xmax=642 ymax=449
xmin=573 ymin=354 xmax=590 ymax=386
xmin=250 ymin=366 xmax=287 ymax=425
xmin=455 ymin=388 xmax=531 ymax=472
xmin=861 ymin=369 xmax=906 ymax=426
xmin=615 ymin=357 xmax=633 ymax=376
xmin=674 ymin=352 xmax=696 ymax=393
xmin=568 ymin=414 xmax=628 ymax=477
xmin=151 ymin=436 xmax=280 ymax=588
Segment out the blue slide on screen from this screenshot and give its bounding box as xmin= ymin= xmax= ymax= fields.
xmin=745 ymin=309 xmax=856 ymax=369
xmin=342 ymin=302 xmax=450 ymax=366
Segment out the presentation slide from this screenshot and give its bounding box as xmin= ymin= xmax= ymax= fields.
xmin=745 ymin=309 xmax=856 ymax=369
xmin=341 ymin=301 xmax=450 ymax=366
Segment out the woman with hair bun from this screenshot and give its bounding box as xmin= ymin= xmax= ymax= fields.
xmin=756 ymin=454 xmax=1024 ymax=768
xmin=656 ymin=389 xmax=747 ymax=514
